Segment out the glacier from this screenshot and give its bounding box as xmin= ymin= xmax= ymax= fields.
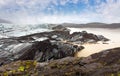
xmin=0 ymin=23 xmax=52 ymax=38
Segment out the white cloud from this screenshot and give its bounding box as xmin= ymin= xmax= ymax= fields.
xmin=0 ymin=0 xmax=120 ymax=24
xmin=60 ymin=0 xmax=69 ymax=5
xmin=0 ymin=0 xmax=11 ymax=7
xmin=93 ymin=0 xmax=120 ymax=23
xmin=3 ymin=11 xmax=102 ymax=24
xmin=71 ymin=0 xmax=79 ymax=4
xmin=0 ymin=0 xmax=5 ymax=5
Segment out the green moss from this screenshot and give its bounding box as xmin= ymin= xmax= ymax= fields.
xmin=18 ymin=66 xmax=25 ymax=72
xmin=0 ymin=60 xmax=38 ymax=76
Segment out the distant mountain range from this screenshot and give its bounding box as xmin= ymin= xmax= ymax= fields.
xmin=0 ymin=18 xmax=11 ymax=24
xmin=59 ymin=22 xmax=120 ymax=29
xmin=0 ymin=19 xmax=120 ymax=29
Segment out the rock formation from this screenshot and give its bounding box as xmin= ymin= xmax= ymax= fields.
xmin=0 ymin=26 xmax=113 ymax=76
xmin=0 ymin=47 xmax=120 ymax=76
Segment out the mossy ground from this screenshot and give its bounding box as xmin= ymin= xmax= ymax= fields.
xmin=0 ymin=60 xmax=38 ymax=76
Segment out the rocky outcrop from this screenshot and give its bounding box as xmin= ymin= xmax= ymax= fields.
xmin=0 ymin=29 xmax=109 ymax=66
xmin=52 ymin=25 xmax=109 ymax=44
xmin=33 ymin=40 xmax=84 ymax=62
xmin=0 ymin=38 xmax=84 ymax=65
xmin=0 ymin=47 xmax=120 ymax=76
xmin=37 ymin=47 xmax=120 ymax=76
xmin=69 ymin=31 xmax=109 ymax=44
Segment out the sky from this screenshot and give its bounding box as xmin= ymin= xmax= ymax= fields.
xmin=0 ymin=0 xmax=120 ymax=24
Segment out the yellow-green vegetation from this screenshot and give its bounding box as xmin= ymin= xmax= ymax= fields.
xmin=3 ymin=72 xmax=8 ymax=76
xmin=0 ymin=60 xmax=38 ymax=76
xmin=103 ymin=72 xmax=120 ymax=76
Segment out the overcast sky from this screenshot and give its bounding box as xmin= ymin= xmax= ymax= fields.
xmin=0 ymin=0 xmax=120 ymax=24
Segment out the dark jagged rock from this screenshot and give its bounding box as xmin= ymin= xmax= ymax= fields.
xmin=97 ymin=35 xmax=109 ymax=41
xmin=33 ymin=40 xmax=84 ymax=62
xmin=0 ymin=38 xmax=84 ymax=65
xmin=15 ymin=30 xmax=70 ymax=42
xmin=52 ymin=25 xmax=70 ymax=31
xmin=69 ymin=31 xmax=109 ymax=44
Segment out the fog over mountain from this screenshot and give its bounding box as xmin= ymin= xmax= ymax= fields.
xmin=0 ymin=18 xmax=11 ymax=24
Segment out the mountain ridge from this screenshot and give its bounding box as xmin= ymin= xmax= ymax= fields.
xmin=0 ymin=18 xmax=11 ymax=24
xmin=54 ymin=22 xmax=120 ymax=29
